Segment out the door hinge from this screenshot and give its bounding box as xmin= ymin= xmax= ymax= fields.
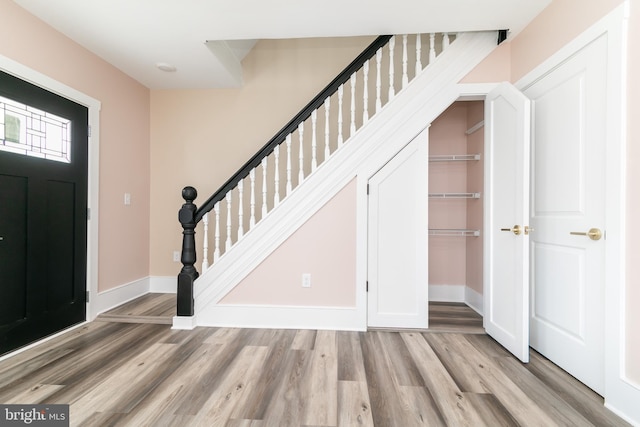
xmin=87 ymin=207 xmax=91 ymax=220
xmin=88 ymin=125 xmax=92 ymax=137
xmin=367 ymin=184 xmax=370 ymax=195
xmin=86 ymin=290 xmax=90 ymax=303
xmin=366 ymin=281 xmax=369 ymax=292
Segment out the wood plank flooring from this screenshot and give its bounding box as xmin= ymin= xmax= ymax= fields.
xmin=0 ymin=296 xmax=628 ymax=426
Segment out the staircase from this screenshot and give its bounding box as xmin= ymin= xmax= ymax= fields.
xmin=174 ymin=31 xmax=500 ymax=330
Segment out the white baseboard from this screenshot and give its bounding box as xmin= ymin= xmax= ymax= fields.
xmin=92 ymin=276 xmax=150 ymax=318
xmin=150 ymin=276 xmax=176 ymax=293
xmin=193 ymin=304 xmax=364 ymax=332
xmin=429 ymin=284 xmax=465 ymax=302
xmin=465 ymin=286 xmax=484 ymax=316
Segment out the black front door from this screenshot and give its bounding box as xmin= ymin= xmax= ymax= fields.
xmin=0 ymin=70 xmax=88 ymax=355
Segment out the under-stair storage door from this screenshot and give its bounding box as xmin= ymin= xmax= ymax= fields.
xmin=484 ymin=82 xmax=531 ymax=363
xmin=367 ymin=128 xmax=428 ymax=328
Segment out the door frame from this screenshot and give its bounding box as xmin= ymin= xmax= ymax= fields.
xmin=457 ymin=1 xmax=631 ymax=420
xmin=0 ymin=56 xmax=102 ymax=329
xmin=513 ymin=3 xmax=631 ymax=420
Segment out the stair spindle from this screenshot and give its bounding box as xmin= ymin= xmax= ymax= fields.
xmin=261 ymin=158 xmax=268 ymax=217
xmin=443 ymin=33 xmax=450 ymax=50
xmin=273 ymin=145 xmax=280 ymax=205
xmin=286 ymin=134 xmax=292 ymax=195
xmin=429 ymin=33 xmax=436 ymax=63
xmin=237 ymin=180 xmax=244 ymax=239
xmin=337 ymin=84 xmax=344 ymax=147
xmin=350 ymin=73 xmax=356 ymax=137
xmin=324 ymin=97 xmax=331 ymax=160
xmin=202 ymin=212 xmax=209 ymax=270
xmin=298 ymin=122 xmax=305 ymax=183
xmin=214 ymin=202 xmax=221 ymax=261
xmin=363 ymin=60 xmax=370 ymax=124
xmin=389 ymin=36 xmax=396 ymax=99
xmin=402 ymin=35 xmax=409 ymax=88
xmin=415 ymin=34 xmax=423 ymax=75
xmin=376 ymin=48 xmax=382 ymax=113
xmin=311 ymin=110 xmax=318 ymax=171
xmin=249 ymin=169 xmax=256 ymax=227
xmin=225 ymin=192 xmax=232 ymax=251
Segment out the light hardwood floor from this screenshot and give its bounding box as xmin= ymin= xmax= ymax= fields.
xmin=0 ymin=296 xmax=628 ymax=426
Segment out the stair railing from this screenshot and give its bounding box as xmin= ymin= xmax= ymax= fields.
xmin=177 ymin=33 xmax=457 ymax=316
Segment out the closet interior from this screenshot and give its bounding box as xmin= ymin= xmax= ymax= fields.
xmin=428 ymin=100 xmax=485 ymax=319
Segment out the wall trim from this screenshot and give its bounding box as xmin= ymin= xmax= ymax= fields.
xmin=197 ymin=304 xmax=363 ymax=331
xmin=93 ymin=277 xmax=149 ymax=316
xmin=465 ymin=286 xmax=484 ymax=316
xmin=150 ymin=276 xmax=176 ymax=293
xmin=0 ymin=54 xmax=102 ymax=322
xmin=429 ymin=284 xmax=466 ymax=302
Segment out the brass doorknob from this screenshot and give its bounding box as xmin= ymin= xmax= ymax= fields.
xmin=500 ymin=225 xmax=522 ymax=236
xmin=570 ymin=228 xmax=602 ymax=241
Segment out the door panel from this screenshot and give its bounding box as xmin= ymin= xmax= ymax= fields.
xmin=526 ymin=35 xmax=607 ymax=394
xmin=0 ymin=174 xmax=28 ymax=325
xmin=484 ymin=82 xmax=531 ymax=363
xmin=368 ymin=129 xmax=428 ymax=328
xmin=0 ymin=70 xmax=87 ymax=355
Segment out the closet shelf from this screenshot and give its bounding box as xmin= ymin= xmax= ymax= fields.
xmin=429 ymin=154 xmax=480 ymax=162
xmin=429 ymin=192 xmax=481 ymax=199
xmin=429 ymin=229 xmax=480 ymax=237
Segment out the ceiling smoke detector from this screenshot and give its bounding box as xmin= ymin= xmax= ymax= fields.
xmin=156 ymin=62 xmax=177 ymax=72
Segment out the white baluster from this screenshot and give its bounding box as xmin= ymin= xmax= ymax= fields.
xmin=273 ymin=145 xmax=280 ymax=205
xmin=249 ymin=169 xmax=256 ymax=228
xmin=225 ymin=192 xmax=232 ymax=251
xmin=363 ymin=60 xmax=369 ymax=124
xmin=429 ymin=33 xmax=436 ymax=63
xmin=415 ymin=34 xmax=423 ymax=75
xmin=237 ymin=179 xmax=244 ymax=239
xmin=324 ymin=97 xmax=331 ymax=160
xmin=350 ymin=73 xmax=356 ymax=137
xmin=261 ymin=157 xmax=267 ymax=217
xmin=214 ymin=202 xmax=221 ymax=261
xmin=285 ymin=134 xmax=292 ymax=195
xmin=443 ymin=33 xmax=450 ymax=50
xmin=376 ymin=48 xmax=382 ymax=113
xmin=202 ymin=212 xmax=209 ymax=270
xmin=402 ymin=34 xmax=409 ymax=88
xmin=388 ymin=36 xmax=396 ymax=99
xmin=337 ymin=84 xmax=344 ymax=147
xmin=298 ymin=122 xmax=305 ymax=183
xmin=311 ymin=110 xmax=318 ymax=171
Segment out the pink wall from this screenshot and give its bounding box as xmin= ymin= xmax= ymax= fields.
xmin=466 ymin=102 xmax=484 ymax=294
xmin=221 ymin=180 xmax=356 ymax=307
xmin=429 ymin=103 xmax=470 ymax=287
xmin=0 ymin=1 xmax=151 ymax=292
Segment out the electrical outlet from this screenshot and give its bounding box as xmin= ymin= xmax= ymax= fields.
xmin=124 ymin=193 xmax=131 ymax=205
xmin=173 ymin=251 xmax=180 ymax=262
xmin=302 ymin=273 xmax=311 ymax=288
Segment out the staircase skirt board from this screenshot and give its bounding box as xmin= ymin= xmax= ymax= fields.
xmin=185 ymin=31 xmax=499 ymax=331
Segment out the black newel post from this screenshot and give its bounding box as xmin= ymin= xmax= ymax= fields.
xmin=177 ymin=186 xmax=199 ymax=316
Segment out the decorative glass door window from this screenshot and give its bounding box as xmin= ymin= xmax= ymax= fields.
xmin=0 ymin=94 xmax=72 ymax=163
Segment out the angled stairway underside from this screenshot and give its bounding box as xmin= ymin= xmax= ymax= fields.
xmin=174 ymin=31 xmax=499 ymax=331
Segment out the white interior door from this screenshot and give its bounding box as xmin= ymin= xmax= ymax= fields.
xmin=525 ymin=35 xmax=607 ymax=394
xmin=367 ymin=129 xmax=428 ymax=328
xmin=484 ymin=82 xmax=531 ymax=363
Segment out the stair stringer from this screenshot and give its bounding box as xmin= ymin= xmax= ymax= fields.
xmin=186 ymin=31 xmax=499 ymax=330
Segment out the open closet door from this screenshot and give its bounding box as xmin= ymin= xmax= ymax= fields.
xmin=484 ymin=82 xmax=531 ymax=363
xmin=367 ymin=128 xmax=429 ymax=329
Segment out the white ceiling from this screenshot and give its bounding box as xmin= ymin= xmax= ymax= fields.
xmin=13 ymin=0 xmax=551 ymax=89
